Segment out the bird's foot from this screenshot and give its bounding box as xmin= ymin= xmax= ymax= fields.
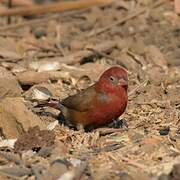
xmin=108 ymin=119 xmax=128 ymax=130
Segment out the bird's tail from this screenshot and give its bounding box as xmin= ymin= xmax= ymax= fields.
xmin=35 ymin=99 xmax=73 ymax=127
xmin=35 ymin=99 xmax=67 ymax=113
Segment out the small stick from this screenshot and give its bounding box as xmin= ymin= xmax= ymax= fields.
xmin=24 ymin=41 xmax=59 ymax=53
xmin=128 ymin=80 xmax=148 ymax=97
xmin=7 ymin=0 xmax=12 ymax=24
xmin=94 ymin=128 xmax=124 ymax=136
xmin=108 ymin=153 xmax=149 ymax=172
xmin=0 ymin=57 xmax=23 ymax=63
xmin=120 ymin=156 xmax=149 ymax=171
xmin=135 ymin=100 xmax=169 ymax=106
xmin=55 ymin=25 xmax=66 ymax=56
xmin=170 ymin=146 xmax=180 ymax=154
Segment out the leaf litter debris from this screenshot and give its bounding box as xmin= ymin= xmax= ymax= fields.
xmin=0 ymin=0 xmax=180 ymax=179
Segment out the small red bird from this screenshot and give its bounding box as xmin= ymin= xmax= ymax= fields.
xmin=46 ymin=66 xmax=128 ymax=130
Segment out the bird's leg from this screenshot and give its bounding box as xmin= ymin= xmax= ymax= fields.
xmin=117 ymin=119 xmax=128 ymax=130
xmin=116 ymin=118 xmax=128 ymax=129
xmin=108 ymin=118 xmax=128 ymax=130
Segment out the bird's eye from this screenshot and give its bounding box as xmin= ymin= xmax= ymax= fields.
xmin=109 ymin=76 xmax=115 ymax=82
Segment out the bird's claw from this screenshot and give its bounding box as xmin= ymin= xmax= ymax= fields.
xmin=108 ymin=119 xmax=128 ymax=130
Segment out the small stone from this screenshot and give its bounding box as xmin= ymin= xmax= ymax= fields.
xmin=159 ymin=127 xmax=170 ymax=136
xmin=33 ymin=27 xmax=47 ymax=39
xmin=0 ymin=97 xmax=46 ymax=138
xmin=79 ymin=22 xmax=93 ymax=32
xmin=50 ymin=159 xmax=69 ymax=179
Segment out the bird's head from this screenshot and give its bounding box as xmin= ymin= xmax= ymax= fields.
xmin=96 ymin=66 xmax=128 ymax=94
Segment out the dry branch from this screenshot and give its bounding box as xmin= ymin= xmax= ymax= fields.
xmin=0 ymin=0 xmax=115 ymax=16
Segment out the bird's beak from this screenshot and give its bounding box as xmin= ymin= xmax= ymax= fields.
xmin=118 ymin=78 xmax=128 ymax=86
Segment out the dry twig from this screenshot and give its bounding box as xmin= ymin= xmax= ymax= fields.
xmin=108 ymin=153 xmax=149 ymax=172
xmin=0 ymin=0 xmax=116 ymax=16
xmin=128 ymin=80 xmax=148 ymax=97
xmin=94 ymin=128 xmax=124 ymax=136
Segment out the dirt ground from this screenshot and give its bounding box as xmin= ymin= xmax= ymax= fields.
xmin=0 ymin=0 xmax=180 ymax=179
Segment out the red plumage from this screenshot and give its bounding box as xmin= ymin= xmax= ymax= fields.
xmin=46 ymin=66 xmax=128 ymax=130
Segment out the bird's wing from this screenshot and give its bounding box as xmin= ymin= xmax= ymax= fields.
xmin=60 ymin=85 xmax=96 ymax=112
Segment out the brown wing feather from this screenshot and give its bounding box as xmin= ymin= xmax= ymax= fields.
xmin=60 ymin=85 xmax=96 ymax=112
